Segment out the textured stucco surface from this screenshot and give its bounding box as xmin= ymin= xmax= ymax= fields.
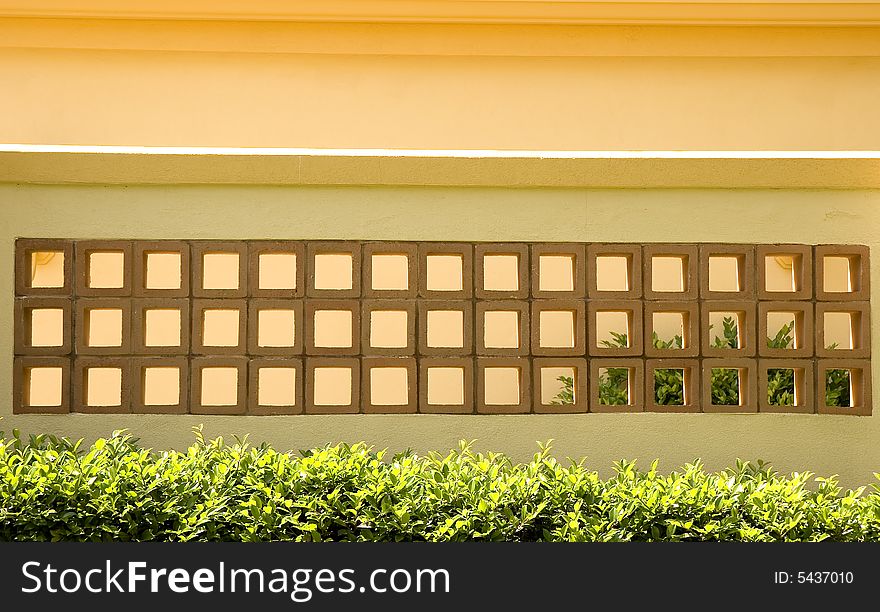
xmin=2 ymin=183 xmax=879 ymax=485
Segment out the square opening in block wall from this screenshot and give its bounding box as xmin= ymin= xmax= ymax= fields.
xmin=427 ymin=367 xmax=464 ymax=405
xmin=708 ymin=312 xmax=741 ymax=349
xmin=708 ymin=256 xmax=741 ymax=292
xmin=143 ymin=367 xmax=180 ymax=406
xmin=426 ymin=310 xmax=464 ymax=348
xmin=710 ymin=368 xmax=742 ymax=406
xmin=313 ymin=367 xmax=352 ymax=406
xmin=88 ymin=252 xmax=125 ymax=289
xmin=314 ymin=254 xmax=353 ymax=290
xmin=313 ymin=310 xmax=353 ymax=348
xmin=484 ymin=311 xmax=520 ymax=349
xmin=652 ymin=256 xmax=685 ymax=293
xmin=595 ymin=311 xmax=630 ymax=348
xmin=426 ymin=255 xmax=463 ymax=291
xmin=539 ymin=255 xmax=574 ymax=292
xmin=30 ymin=251 xmax=65 ymax=288
xmin=596 ymin=256 xmax=629 ymax=292
xmin=598 ymin=367 xmax=631 ymax=406
xmin=483 ymin=254 xmax=519 ymax=291
xmin=540 ymin=367 xmax=575 ymax=405
xmin=539 ymin=311 xmax=575 ymax=348
xmin=258 ymin=368 xmax=296 ymax=406
xmin=483 ymin=367 xmax=520 ymax=405
xmin=28 ymin=308 xmax=64 ymax=347
xmin=200 ymin=367 xmax=239 ymax=406
xmin=823 ymin=256 xmax=858 ymax=293
xmin=767 ymin=368 xmax=800 ymax=406
xmin=144 ymin=309 xmax=182 ymax=347
xmin=824 ymin=312 xmax=857 ymax=350
xmin=86 ymin=367 xmax=122 ymax=406
xmin=24 ymin=367 xmax=63 ymax=406
xmin=766 ymin=312 xmax=798 ymax=349
xmin=370 ymin=367 xmax=409 ymax=406
xmin=258 ymin=310 xmax=296 ymax=347
xmin=370 ymin=311 xmax=408 ymax=348
xmin=764 ymin=255 xmax=799 ymax=292
xmin=145 ymin=252 xmax=182 ymax=290
xmin=654 ymin=369 xmax=686 ymax=405
xmin=825 ymin=369 xmax=855 ymax=408
xmin=259 ymin=253 xmax=297 ymax=290
xmin=371 ymin=254 xmax=409 ymax=291
xmin=652 ymin=312 xmax=686 ymax=349
xmin=202 ymin=309 xmax=240 ymax=347
xmin=86 ymin=309 xmax=123 ymax=347
xmin=202 ymin=253 xmax=240 ymax=290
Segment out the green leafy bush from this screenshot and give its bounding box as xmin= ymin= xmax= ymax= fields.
xmin=2 ymin=430 xmax=880 ymax=542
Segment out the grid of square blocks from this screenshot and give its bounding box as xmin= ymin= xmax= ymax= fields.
xmin=13 ymin=239 xmax=872 ymax=415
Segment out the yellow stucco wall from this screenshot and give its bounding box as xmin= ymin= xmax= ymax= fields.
xmin=2 ymin=183 xmax=879 ymax=486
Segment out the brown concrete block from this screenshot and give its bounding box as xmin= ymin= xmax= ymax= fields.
xmin=587 ymin=243 xmax=642 ymax=300
xmin=247 ymin=357 xmax=303 ymax=415
xmin=191 ymin=299 xmax=248 ymax=355
xmin=645 ymin=358 xmax=701 ymax=413
xmin=75 ymin=240 xmax=133 ymax=297
xmin=132 ymin=298 xmax=190 ymax=355
xmin=474 ymin=243 xmax=529 ymax=300
xmin=756 ymin=244 xmax=812 ymax=300
xmin=13 ymin=356 xmax=71 ymax=414
xmin=476 ymin=300 xmax=530 ymax=356
xmin=817 ymin=359 xmax=872 ymax=416
xmin=248 ymin=241 xmax=305 ymax=299
xmin=132 ymin=240 xmax=191 ymax=298
xmin=306 ymin=241 xmax=362 ymax=298
xmin=73 ymin=356 xmax=132 ymax=414
xmin=363 ymin=242 xmax=419 ymax=299
xmin=362 ymin=357 xmax=418 ymax=413
xmin=532 ymin=357 xmax=588 ymax=413
xmin=14 ymin=297 xmax=73 ymax=356
xmin=74 ymin=298 xmax=133 ymax=356
xmin=644 ymin=301 xmax=699 ymax=357
xmin=476 ymin=357 xmax=531 ymax=414
xmin=305 ymin=357 xmax=361 ymax=414
xmin=815 ymin=244 xmax=870 ymax=301
xmin=418 ymin=243 xmax=473 ymax=299
xmin=192 ymin=241 xmax=248 ymax=298
xmin=531 ymin=243 xmax=586 ymax=299
xmin=304 ymin=299 xmax=361 ymax=356
xmin=247 ymin=299 xmax=304 ymax=356
xmin=418 ymin=357 xmax=474 ymax=414
xmin=642 ymin=244 xmax=699 ymax=301
xmin=361 ymin=299 xmax=416 ymax=356
xmin=701 ymin=358 xmax=758 ymax=413
xmin=131 ymin=356 xmax=189 ymax=414
xmin=588 ymin=300 xmax=644 ymax=357
xmin=589 ymin=358 xmax=644 ymax=413
xmin=15 ymin=238 xmax=74 ymax=296
xmin=699 ymin=244 xmax=755 ymax=299
xmin=815 ymin=301 xmax=870 ymax=359
xmin=417 ymin=300 xmax=474 ymax=356
xmin=700 ymin=301 xmax=756 ymax=357
xmin=190 ymin=356 xmax=248 ymax=415
xmin=530 ymin=299 xmax=586 ymax=357
xmin=757 ymin=301 xmax=814 ymax=358
xmin=757 ymin=359 xmax=814 ymax=414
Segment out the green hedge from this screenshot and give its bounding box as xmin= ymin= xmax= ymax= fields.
xmin=1 ymin=429 xmax=879 ymax=542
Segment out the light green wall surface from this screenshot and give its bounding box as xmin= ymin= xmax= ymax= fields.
xmin=2 ymin=184 xmax=879 ymax=485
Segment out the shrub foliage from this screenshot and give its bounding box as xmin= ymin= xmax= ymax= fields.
xmin=1 ymin=430 xmax=879 ymax=542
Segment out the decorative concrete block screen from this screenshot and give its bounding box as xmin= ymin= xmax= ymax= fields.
xmin=12 ymin=240 xmax=871 ymax=415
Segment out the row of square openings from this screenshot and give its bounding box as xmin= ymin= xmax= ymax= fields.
xmin=20 ymin=243 xmax=868 ymax=297
xmin=20 ymin=360 xmax=866 ymax=412
xmin=20 ymin=302 xmax=868 ymax=354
